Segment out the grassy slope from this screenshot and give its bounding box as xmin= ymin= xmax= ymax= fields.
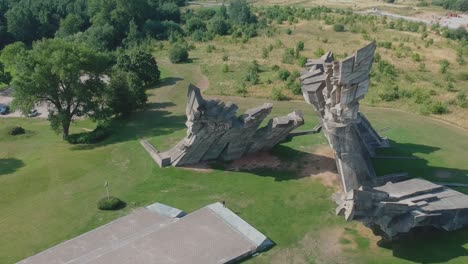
xmin=185 ymin=9 xmax=468 ymax=128
xmin=0 ymin=58 xmax=467 ymax=263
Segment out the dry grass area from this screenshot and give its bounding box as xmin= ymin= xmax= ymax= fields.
xmin=251 ymin=0 xmax=448 ymax=15
xmin=181 ymin=9 xmax=468 ymax=128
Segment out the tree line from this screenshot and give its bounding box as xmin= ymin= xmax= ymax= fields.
xmin=0 ymin=0 xmax=259 ymax=140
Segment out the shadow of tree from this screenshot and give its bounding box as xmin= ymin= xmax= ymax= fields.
xmin=0 ymin=158 xmax=25 ymax=175
xmin=153 ymin=77 xmax=184 ymax=89
xmin=70 ymin=101 xmax=186 ymax=151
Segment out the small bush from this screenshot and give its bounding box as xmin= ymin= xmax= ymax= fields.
xmin=278 ymin=69 xmax=291 ymax=81
xmin=66 ymin=125 xmax=111 ymax=144
xmin=439 ymin=59 xmax=450 ymax=74
xmin=379 ymin=84 xmax=400 ymax=101
xmin=245 ymin=60 xmax=260 ymax=85
xmin=98 ymin=196 xmax=125 ymax=211
xmin=333 ymin=24 xmax=345 ymax=32
xmin=297 ymin=56 xmax=307 ymax=67
xmin=262 ymin=47 xmax=269 ymax=58
xmin=236 ymin=83 xmax=247 ymax=97
xmin=430 ymin=101 xmax=449 ymax=115
xmin=286 ymin=28 xmax=292 ymax=35
xmin=271 ymin=87 xmax=286 ymax=101
xmin=282 ymin=48 xmax=295 ymax=64
xmin=271 ymin=65 xmax=280 ymax=71
xmin=296 ymin=41 xmax=305 ymax=51
xmin=222 ymin=54 xmax=229 ymax=61
xmin=314 ymin=47 xmax=325 ymax=57
xmin=169 ymin=45 xmax=189 ymax=63
xmin=378 ymin=41 xmax=392 ymax=49
xmin=457 ymin=91 xmax=467 ymax=108
xmin=206 ymin=45 xmax=216 ymax=53
xmin=8 ymin=126 xmax=25 ymax=136
xmin=222 ymin=64 xmax=229 ymax=73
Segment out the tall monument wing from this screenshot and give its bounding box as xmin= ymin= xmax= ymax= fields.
xmin=301 ymin=42 xmax=468 ymax=240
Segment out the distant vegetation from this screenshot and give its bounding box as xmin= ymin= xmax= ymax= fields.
xmin=432 ymin=0 xmax=468 ymax=12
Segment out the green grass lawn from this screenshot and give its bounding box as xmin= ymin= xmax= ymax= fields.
xmin=0 ymin=60 xmax=467 ymax=264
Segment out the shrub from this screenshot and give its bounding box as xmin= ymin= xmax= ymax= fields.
xmin=222 ymin=54 xmax=229 ymax=61
xmin=458 ymin=72 xmax=468 ymax=81
xmin=245 ymin=60 xmax=260 ymax=85
xmin=296 ymin=41 xmax=305 ymax=51
xmin=288 ymin=82 xmax=302 ymax=95
xmin=98 ymin=196 xmax=125 ymax=211
xmin=430 ymin=101 xmax=449 ymax=114
xmin=66 ymin=125 xmax=111 ymax=144
xmin=439 ymin=59 xmax=450 ymax=74
xmin=222 ymin=64 xmax=229 ymax=73
xmin=455 ymin=91 xmax=467 ymax=107
xmin=236 ymin=82 xmax=247 ymax=97
xmin=8 ymin=126 xmax=25 ymax=136
xmin=271 ymin=65 xmax=280 ymax=71
xmin=278 ymin=69 xmax=291 ymax=81
xmin=262 ymin=47 xmax=269 ymax=58
xmin=378 ymin=41 xmax=392 ymax=49
xmin=206 ymin=45 xmax=216 ymax=53
xmin=379 ymin=84 xmax=400 ymax=101
xmin=333 ymin=24 xmax=345 ymax=32
xmin=411 ymin=53 xmax=422 ymax=62
xmin=169 ymin=45 xmax=189 ymax=63
xmin=286 ymin=28 xmax=292 ymax=35
xmin=447 ymin=81 xmax=456 ymax=92
xmin=282 ymin=48 xmax=295 ymax=64
xmin=314 ymin=47 xmax=325 ymax=57
xmin=297 ymin=56 xmax=307 ymax=67
xmin=271 ymin=87 xmax=286 ymax=101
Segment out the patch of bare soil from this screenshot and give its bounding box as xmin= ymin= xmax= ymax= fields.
xmin=435 ymin=169 xmax=452 ymax=179
xmin=228 ymin=152 xmax=282 ymax=171
xmin=295 ymin=146 xmax=340 ymax=190
xmin=196 ymin=67 xmax=210 ymax=92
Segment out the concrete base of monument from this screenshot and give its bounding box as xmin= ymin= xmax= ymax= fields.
xmin=18 ymin=202 xmax=274 ymax=264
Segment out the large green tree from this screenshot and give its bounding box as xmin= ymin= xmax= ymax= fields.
xmin=0 ymin=61 xmax=11 ymax=85
xmin=8 ymin=39 xmax=111 ymax=138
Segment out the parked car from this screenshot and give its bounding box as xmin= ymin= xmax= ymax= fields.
xmin=0 ymin=105 xmax=10 ymax=115
xmin=27 ymin=109 xmax=39 ymax=117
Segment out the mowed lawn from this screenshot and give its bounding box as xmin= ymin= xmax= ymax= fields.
xmin=0 ymin=60 xmax=467 ymax=264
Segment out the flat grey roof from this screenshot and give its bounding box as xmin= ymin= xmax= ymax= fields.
xmin=18 ymin=203 xmax=272 ymax=264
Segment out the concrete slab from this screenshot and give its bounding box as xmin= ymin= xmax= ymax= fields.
xmin=18 ymin=203 xmax=271 ymax=264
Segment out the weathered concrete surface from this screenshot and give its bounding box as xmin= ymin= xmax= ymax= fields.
xmin=336 ymin=179 xmax=468 ymax=240
xmin=146 ymin=84 xmax=304 ymax=167
xmin=300 ymin=42 xmax=389 ymax=193
xmin=18 ymin=202 xmax=273 ymax=264
xmin=301 ymin=42 xmax=468 ymax=240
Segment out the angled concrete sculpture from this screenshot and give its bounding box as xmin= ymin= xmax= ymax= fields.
xmin=301 ymin=42 xmax=468 ymax=240
xmin=142 ymin=84 xmax=304 ymax=167
xmin=301 ymin=42 xmax=390 ymax=193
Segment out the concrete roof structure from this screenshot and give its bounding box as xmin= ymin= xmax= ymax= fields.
xmin=18 ymin=203 xmax=273 ymax=264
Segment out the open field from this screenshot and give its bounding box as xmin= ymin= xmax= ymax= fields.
xmin=1 ymin=57 xmax=467 ymax=263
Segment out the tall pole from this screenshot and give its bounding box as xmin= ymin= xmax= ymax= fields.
xmin=104 ymin=181 xmax=109 ymax=199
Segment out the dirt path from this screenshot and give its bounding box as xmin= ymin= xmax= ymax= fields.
xmin=196 ymin=66 xmax=210 ymax=92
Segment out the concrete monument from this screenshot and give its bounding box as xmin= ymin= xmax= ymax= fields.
xmin=142 ymin=84 xmax=304 ymax=167
xmin=301 ymin=42 xmax=468 ymax=240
